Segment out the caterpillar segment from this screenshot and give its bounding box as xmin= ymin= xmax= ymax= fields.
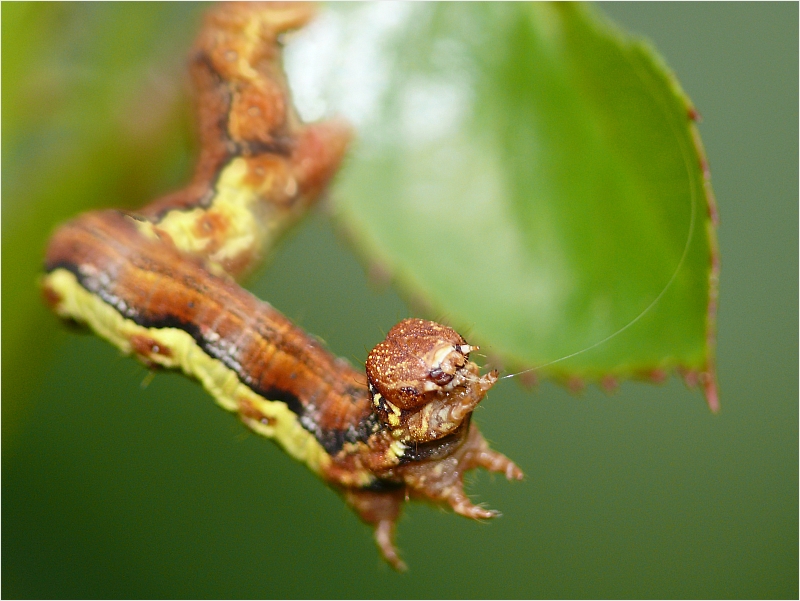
xmin=41 ymin=2 xmax=522 ymax=571
xmin=135 ymin=1 xmax=352 ymax=279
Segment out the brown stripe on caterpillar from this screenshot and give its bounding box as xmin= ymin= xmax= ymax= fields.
xmin=44 ymin=210 xmax=374 ymax=446
xmin=41 ymin=2 xmax=523 ymax=571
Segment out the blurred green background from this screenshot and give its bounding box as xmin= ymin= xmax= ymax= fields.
xmin=3 ymin=3 xmax=797 ymax=598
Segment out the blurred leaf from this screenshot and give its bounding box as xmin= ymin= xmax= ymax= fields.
xmin=1 ymin=2 xmax=203 ymax=450
xmin=327 ymin=3 xmax=718 ymax=400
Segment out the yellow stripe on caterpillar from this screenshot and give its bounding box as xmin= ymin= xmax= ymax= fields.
xmin=135 ymin=158 xmax=290 ymax=278
xmin=43 ymin=268 xmax=331 ymax=476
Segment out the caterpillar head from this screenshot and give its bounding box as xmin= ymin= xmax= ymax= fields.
xmin=365 ymin=318 xmax=498 ymax=443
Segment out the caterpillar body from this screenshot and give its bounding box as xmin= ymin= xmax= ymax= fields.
xmin=41 ymin=2 xmax=521 ymax=571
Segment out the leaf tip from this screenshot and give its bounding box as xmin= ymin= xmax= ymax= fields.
xmin=703 ymin=370 xmax=720 ymax=414
xmin=679 ymin=366 xmax=720 ymax=413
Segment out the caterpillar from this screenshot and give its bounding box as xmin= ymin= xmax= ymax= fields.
xmin=40 ymin=2 xmax=521 ymax=571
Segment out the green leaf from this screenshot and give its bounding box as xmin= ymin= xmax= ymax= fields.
xmin=319 ymin=3 xmax=718 ymax=406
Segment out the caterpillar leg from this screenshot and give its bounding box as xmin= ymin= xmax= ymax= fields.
xmin=343 ymin=488 xmax=407 ymax=571
xmin=447 ymin=488 xmax=501 ymax=520
xmin=399 ymin=424 xmax=523 ymax=520
xmin=375 ymin=519 xmax=405 ymax=572
xmin=465 ymin=429 xmax=525 ymax=481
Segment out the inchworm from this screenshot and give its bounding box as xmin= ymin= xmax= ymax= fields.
xmin=41 ymin=2 xmax=522 ymax=571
